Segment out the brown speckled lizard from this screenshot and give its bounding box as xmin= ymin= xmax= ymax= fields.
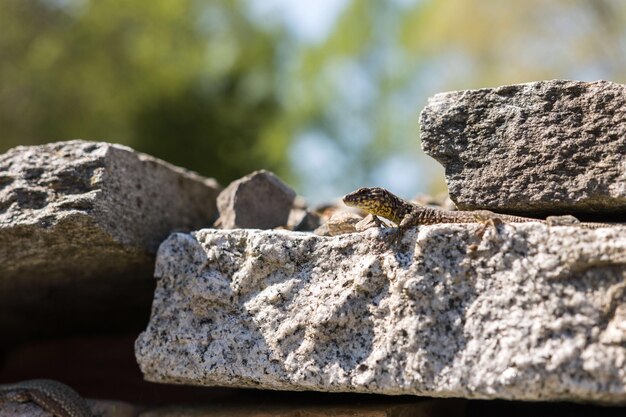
xmin=0 ymin=379 xmax=91 ymax=417
xmin=343 ymin=187 xmax=615 ymax=232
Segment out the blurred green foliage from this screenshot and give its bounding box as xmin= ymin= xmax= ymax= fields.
xmin=0 ymin=0 xmax=288 ymax=184
xmin=1 ymin=0 xmax=625 ymax=199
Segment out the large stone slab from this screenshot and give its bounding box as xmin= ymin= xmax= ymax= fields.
xmin=136 ymin=224 xmax=626 ymax=404
xmin=0 ymin=140 xmax=220 ymax=343
xmin=420 ymin=80 xmax=626 ymax=219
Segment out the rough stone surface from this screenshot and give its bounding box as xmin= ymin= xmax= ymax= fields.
xmin=420 ymin=80 xmax=626 ymax=218
xmin=0 ymin=140 xmax=221 ymax=343
xmin=136 ymin=224 xmax=626 ymax=404
xmin=216 ymin=170 xmax=296 ymax=229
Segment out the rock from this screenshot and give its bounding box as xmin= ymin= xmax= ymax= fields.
xmin=355 ymin=214 xmax=387 ymax=232
xmin=287 ymin=208 xmax=321 ymax=232
xmin=413 ymin=193 xmax=458 ymax=211
xmin=546 ymin=215 xmax=582 ymax=227
xmin=136 ymin=224 xmax=626 ymax=404
xmin=314 ymin=211 xmax=363 ymax=236
xmin=287 ymin=197 xmax=321 ymax=232
xmin=420 ymin=80 xmax=626 ymax=218
xmin=216 ymin=170 xmax=296 ymax=229
xmin=0 ymin=140 xmax=221 ymax=343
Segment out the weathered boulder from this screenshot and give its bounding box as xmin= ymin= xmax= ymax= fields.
xmin=216 ymin=170 xmax=296 ymax=229
xmin=0 ymin=140 xmax=221 ymax=343
xmin=420 ymin=80 xmax=626 ymax=219
xmin=136 ymin=224 xmax=626 ymax=404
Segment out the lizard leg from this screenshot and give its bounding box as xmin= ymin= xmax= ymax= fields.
xmin=399 ymin=210 xmax=419 ymax=231
xmin=371 ymin=214 xmax=384 ymax=227
xmin=390 ymin=211 xmax=420 ymax=244
xmin=472 ymin=210 xmax=503 ymax=237
xmin=354 ymin=214 xmax=386 ymax=233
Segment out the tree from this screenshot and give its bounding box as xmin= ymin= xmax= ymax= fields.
xmin=0 ymin=0 xmax=289 ymax=184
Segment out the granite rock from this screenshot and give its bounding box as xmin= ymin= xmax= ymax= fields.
xmin=0 ymin=140 xmax=221 ymax=343
xmin=136 ymin=224 xmax=626 ymax=404
xmin=420 ymin=80 xmax=626 ymax=218
xmin=216 ymin=170 xmax=296 ymax=229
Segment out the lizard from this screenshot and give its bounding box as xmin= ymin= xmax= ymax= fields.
xmin=342 ymin=186 xmax=616 ymax=233
xmin=0 ymin=379 xmax=91 ymax=417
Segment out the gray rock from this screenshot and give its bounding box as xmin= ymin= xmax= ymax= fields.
xmin=136 ymin=224 xmax=626 ymax=404
xmin=0 ymin=140 xmax=220 ymax=343
xmin=420 ymin=80 xmax=626 ymax=218
xmin=314 ymin=211 xmax=363 ymax=236
xmin=287 ymin=208 xmax=321 ymax=232
xmin=216 ymin=170 xmax=296 ymax=229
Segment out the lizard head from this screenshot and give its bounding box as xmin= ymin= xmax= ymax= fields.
xmin=342 ymin=187 xmax=404 ymax=224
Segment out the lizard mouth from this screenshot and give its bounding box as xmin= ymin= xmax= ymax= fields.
xmin=342 ymin=193 xmax=356 ymax=206
xmin=342 ymin=187 xmax=404 ymax=224
xmin=342 ymin=187 xmax=369 ymax=207
xmin=342 ymin=187 xmax=388 ymax=211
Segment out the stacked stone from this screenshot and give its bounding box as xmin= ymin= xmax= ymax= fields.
xmin=2 ymin=80 xmax=626 ymax=416
xmin=135 ymin=80 xmax=626 ymax=404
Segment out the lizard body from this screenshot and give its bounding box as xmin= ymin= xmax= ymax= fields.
xmin=0 ymin=379 xmax=91 ymax=417
xmin=343 ymin=187 xmax=615 ymax=230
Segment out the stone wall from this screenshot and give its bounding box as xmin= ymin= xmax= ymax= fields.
xmin=1 ymin=80 xmax=626 ymax=416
